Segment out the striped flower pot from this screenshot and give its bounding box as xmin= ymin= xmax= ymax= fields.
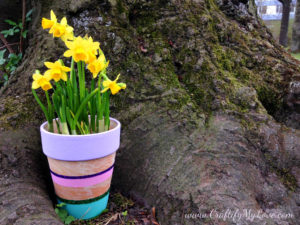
xmin=40 ymin=118 xmax=121 ymax=220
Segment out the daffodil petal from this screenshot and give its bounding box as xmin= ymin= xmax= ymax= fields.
xmin=114 ymin=74 xmax=120 ymax=82
xmin=118 ymin=83 xmax=126 ymax=89
xmin=64 ymin=50 xmax=73 ymax=57
xmin=61 ymin=72 xmax=68 ymax=81
xmin=50 ymin=10 xmax=57 ymax=21
xmin=66 ymin=26 xmax=73 ymax=33
xmin=44 ymin=70 xmax=52 ymax=80
xmin=42 ymin=18 xmax=53 ymax=29
xmin=65 ymin=41 xmax=73 ymax=49
xmin=32 ymin=81 xmax=40 ymax=89
xmin=44 ymin=62 xmax=55 ymax=68
xmin=111 ymin=84 xmax=121 ymax=95
xmin=62 ymin=66 xmax=71 ymax=72
xmin=92 ymin=72 xmax=98 ymax=79
xmin=101 ymin=87 xmax=109 ymax=93
xmin=103 ymin=80 xmax=111 ymax=87
xmin=60 ymin=17 xmax=67 ymax=26
xmin=33 ymin=73 xmax=42 ymax=80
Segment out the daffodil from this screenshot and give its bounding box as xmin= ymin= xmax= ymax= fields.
xmin=86 ymin=36 xmax=100 ymax=56
xmin=85 ymin=39 xmax=100 ymax=64
xmin=44 ymin=60 xmax=70 ymax=82
xmin=87 ymin=54 xmax=109 ymax=78
xmin=42 ymin=10 xmax=57 ymax=29
xmin=101 ymin=74 xmax=126 ymax=95
xmin=64 ymin=36 xmax=100 ymax=63
xmin=49 ymin=17 xmax=74 ymax=41
xmin=64 ymin=36 xmax=90 ymax=62
xmin=32 ymin=71 xmax=52 ymax=91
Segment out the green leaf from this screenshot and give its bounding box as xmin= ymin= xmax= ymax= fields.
xmin=64 ymin=216 xmax=76 ymax=224
xmin=0 ymin=59 xmax=6 ymax=65
xmin=8 ymin=28 xmax=14 ymax=36
xmin=26 ymin=9 xmax=33 ymax=18
xmin=0 ymin=30 xmax=8 ymax=34
xmin=0 ymin=50 xmax=6 ymax=58
xmin=4 ymin=19 xmax=17 ymax=26
xmin=0 ymin=30 xmax=9 ymax=38
xmin=56 ymin=202 xmax=66 ymax=208
xmin=102 ymin=208 xmax=109 ymax=214
xmin=122 ymin=210 xmax=128 ymax=216
xmin=0 ymin=50 xmax=6 ymax=65
xmin=58 ymin=209 xmax=68 ymax=221
xmin=22 ymin=30 xmax=28 ymax=38
xmin=3 ymin=74 xmax=9 ymax=85
xmin=18 ymin=22 xmax=23 ymax=29
xmin=8 ymin=53 xmax=16 ymax=59
xmin=9 ymin=66 xmax=16 ymax=72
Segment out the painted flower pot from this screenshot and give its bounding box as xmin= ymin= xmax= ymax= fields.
xmin=40 ymin=118 xmax=121 ymax=220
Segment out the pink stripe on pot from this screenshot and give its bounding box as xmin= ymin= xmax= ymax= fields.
xmin=51 ymin=167 xmax=114 ymax=187
xmin=40 ymin=118 xmax=121 ymax=161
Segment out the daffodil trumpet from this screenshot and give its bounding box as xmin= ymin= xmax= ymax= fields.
xmin=32 ymin=10 xmax=126 ymax=135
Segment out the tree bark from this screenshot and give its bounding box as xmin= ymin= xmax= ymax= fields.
xmin=0 ymin=0 xmax=299 ymax=224
xmin=279 ymin=0 xmax=291 ymax=47
xmin=291 ymin=0 xmax=300 ymax=52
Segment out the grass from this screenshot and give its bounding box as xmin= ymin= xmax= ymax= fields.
xmin=291 ymin=53 xmax=300 ymax=60
xmin=264 ymin=19 xmax=294 ymax=45
xmin=263 ymin=19 xmax=300 ymax=61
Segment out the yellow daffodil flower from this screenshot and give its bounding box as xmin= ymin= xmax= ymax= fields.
xmin=44 ymin=60 xmax=70 ymax=82
xmin=32 ymin=72 xmax=52 ymax=91
xmin=64 ymin=36 xmax=90 ymax=62
xmin=49 ymin=17 xmax=74 ymax=41
xmin=42 ymin=10 xmax=57 ymax=29
xmin=64 ymin=36 xmax=100 ymax=63
xmin=87 ymin=54 xmax=109 ymax=78
xmin=86 ymin=36 xmax=100 ymax=56
xmin=101 ymin=74 xmax=126 ymax=95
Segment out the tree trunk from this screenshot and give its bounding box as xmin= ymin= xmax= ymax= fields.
xmin=0 ymin=0 xmax=299 ymax=224
xmin=291 ymin=0 xmax=300 ymax=52
xmin=279 ymin=0 xmax=291 ymax=47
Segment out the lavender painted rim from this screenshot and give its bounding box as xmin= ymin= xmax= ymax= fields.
xmin=40 ymin=117 xmax=121 ymax=161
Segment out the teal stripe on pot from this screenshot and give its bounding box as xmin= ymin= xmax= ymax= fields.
xmin=57 ymin=189 xmax=110 ymax=204
xmin=57 ymin=191 xmax=110 ymax=219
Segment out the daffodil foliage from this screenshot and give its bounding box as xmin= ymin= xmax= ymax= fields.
xmin=32 ymin=10 xmax=126 ymax=135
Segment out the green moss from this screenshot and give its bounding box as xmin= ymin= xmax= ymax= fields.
xmin=264 ymin=153 xmax=298 ymax=192
xmin=116 ymin=0 xmax=126 ymax=14
xmin=257 ymin=86 xmax=282 ymax=115
xmin=0 ymin=95 xmax=41 ymax=130
xmin=111 ymin=193 xmax=134 ymax=210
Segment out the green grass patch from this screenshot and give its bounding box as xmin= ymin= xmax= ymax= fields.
xmin=291 ymin=53 xmax=300 ymax=60
xmin=264 ymin=19 xmax=294 ymax=45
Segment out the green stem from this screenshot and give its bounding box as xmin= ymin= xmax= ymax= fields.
xmin=70 ymin=57 xmax=74 ymax=81
xmin=60 ymin=122 xmax=70 ymax=135
xmin=45 ymin=91 xmax=53 ymax=132
xmin=72 ymin=87 xmax=100 ymax=132
xmin=32 ymin=89 xmax=50 ymax=127
xmin=90 ymin=78 xmax=95 ymax=132
xmin=104 ymin=91 xmax=110 ymax=130
xmin=96 ymin=76 xmax=102 ymax=132
xmin=77 ymin=61 xmax=84 ymax=101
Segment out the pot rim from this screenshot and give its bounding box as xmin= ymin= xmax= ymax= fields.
xmin=40 ymin=117 xmax=121 ymax=138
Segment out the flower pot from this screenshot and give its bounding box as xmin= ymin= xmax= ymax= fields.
xmin=40 ymin=118 xmax=121 ymax=220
